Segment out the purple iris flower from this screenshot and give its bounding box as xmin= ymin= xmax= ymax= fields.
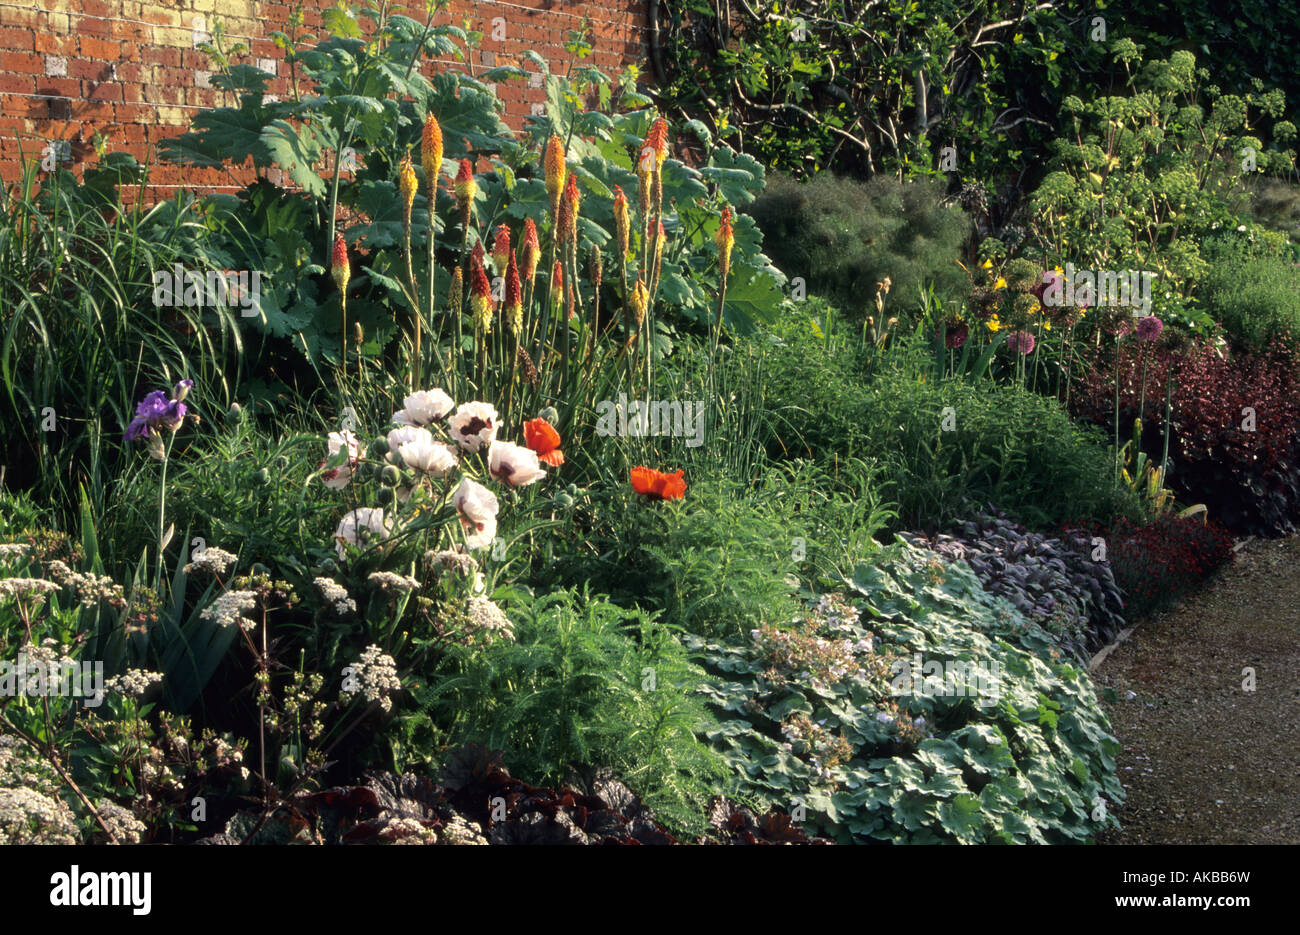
xmin=125 ymin=387 xmax=188 ymax=443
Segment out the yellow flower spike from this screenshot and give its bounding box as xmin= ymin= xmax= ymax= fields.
xmin=398 ymin=154 xmax=418 ymax=219
xmin=421 ymin=116 xmax=443 ymax=197
xmin=545 ymin=134 xmax=566 ymax=221
xmin=629 ymin=279 xmax=649 ymax=326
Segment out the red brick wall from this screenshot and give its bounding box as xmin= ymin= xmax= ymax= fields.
xmin=0 ymin=0 xmax=650 ymax=194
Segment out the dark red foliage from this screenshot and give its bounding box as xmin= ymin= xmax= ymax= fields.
xmin=1071 ymin=335 xmax=1300 ymax=535
xmin=1084 ymin=515 xmax=1235 ymax=618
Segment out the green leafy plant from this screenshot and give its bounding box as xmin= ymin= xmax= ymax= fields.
xmin=408 ymin=586 xmax=728 ymax=836
xmin=748 ymin=172 xmax=970 ymax=318
xmin=688 ymin=542 xmax=1125 ymax=843
xmin=1029 ymin=44 xmax=1297 ymax=331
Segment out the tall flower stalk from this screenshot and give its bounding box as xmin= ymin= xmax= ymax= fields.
xmin=398 ymin=152 xmax=419 ymax=391
xmin=125 ymin=379 xmax=192 ymax=587
xmin=421 ymin=116 xmax=443 ymax=387
xmin=332 ymin=233 xmax=350 ymax=386
xmin=708 ymin=206 xmax=734 ymax=407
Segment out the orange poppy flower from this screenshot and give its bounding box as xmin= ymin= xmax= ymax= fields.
xmin=630 ymin=466 xmax=686 ymax=501
xmin=523 ymin=418 xmax=564 ymax=467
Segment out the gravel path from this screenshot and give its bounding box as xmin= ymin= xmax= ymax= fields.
xmin=1092 ymin=535 xmax=1300 ymax=844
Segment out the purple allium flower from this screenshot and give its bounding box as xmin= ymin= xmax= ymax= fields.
xmin=1006 ymin=330 xmax=1036 ymax=354
xmin=944 ymin=321 xmax=969 ymax=349
xmin=1136 ymin=315 xmax=1164 ymax=342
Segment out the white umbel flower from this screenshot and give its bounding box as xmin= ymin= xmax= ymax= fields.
xmin=314 ymin=577 xmax=356 ymax=614
xmin=201 ymin=590 xmax=258 ymax=630
xmin=367 ymin=571 xmax=421 ymax=593
xmin=341 ymin=644 xmax=402 ymax=713
xmin=184 ymin=546 xmax=238 ymax=576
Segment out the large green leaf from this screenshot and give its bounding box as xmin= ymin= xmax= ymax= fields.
xmin=261 ymin=120 xmax=327 ymax=197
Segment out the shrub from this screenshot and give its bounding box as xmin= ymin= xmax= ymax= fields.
xmin=755 ymin=311 xmax=1137 ymax=532
xmin=539 ymin=465 xmax=895 ymax=641
xmin=904 ymin=505 xmax=1127 ymax=660
xmin=1071 ymin=335 xmax=1300 ymax=535
xmin=1030 ymin=45 xmax=1295 ymax=331
xmin=857 ymin=352 xmax=1138 ymax=531
xmin=159 ymin=9 xmax=785 ymax=400
xmin=1201 ymin=234 xmax=1300 ymax=352
xmin=687 ymin=542 xmax=1125 ymax=843
xmin=748 ymin=173 xmax=970 ymax=318
xmin=756 ymin=303 xmax=878 ymax=460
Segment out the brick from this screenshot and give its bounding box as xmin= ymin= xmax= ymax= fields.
xmin=74 ymin=16 xmax=114 ymax=38
xmin=34 ymin=34 xmax=75 ymax=56
xmin=79 ymin=37 xmax=122 ymax=61
xmin=1 ymin=51 xmax=42 ymax=74
xmin=0 ymin=74 xmax=35 ymax=95
xmin=35 ymin=77 xmax=79 ymax=98
xmin=0 ymin=26 xmax=34 ymax=50
xmin=85 ymin=80 xmax=123 ymax=102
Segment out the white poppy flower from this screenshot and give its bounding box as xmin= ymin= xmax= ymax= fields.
xmin=334 ymin=508 xmax=390 ymax=561
xmin=452 ymin=478 xmax=499 ymax=551
xmin=387 ymin=424 xmax=430 ymax=454
xmin=399 ymin=435 xmax=458 ymax=477
xmin=488 ymin=440 xmax=546 ymax=487
xmin=448 ymin=402 xmax=499 ymax=452
xmin=321 ymin=430 xmax=360 ymax=489
xmin=393 ymin=388 xmax=455 ymax=427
